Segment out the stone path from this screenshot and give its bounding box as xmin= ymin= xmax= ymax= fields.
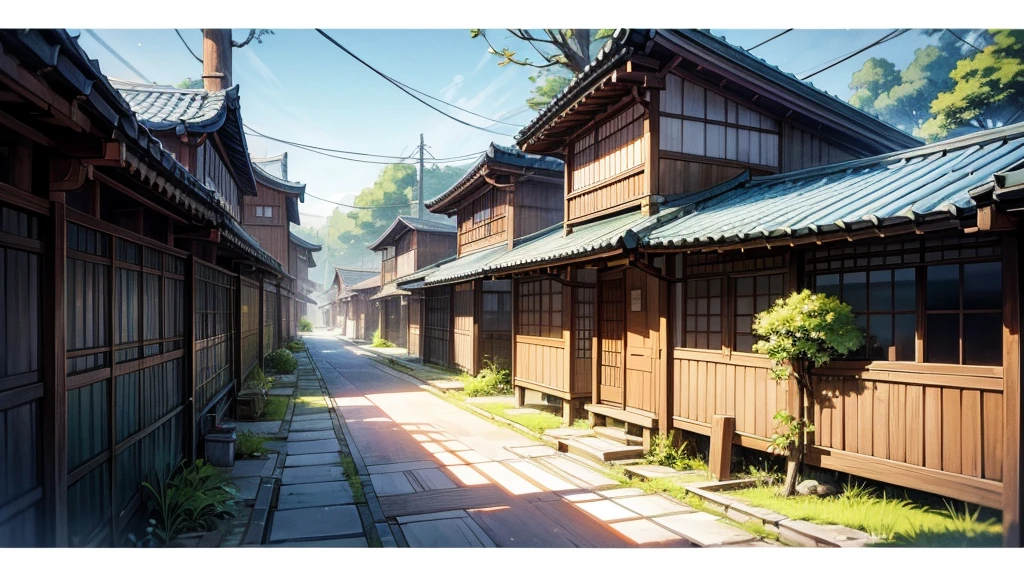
xmin=304 ymin=332 xmax=772 ymax=548
xmin=254 ymin=352 xmax=372 ymax=547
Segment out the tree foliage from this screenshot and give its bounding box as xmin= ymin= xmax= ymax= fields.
xmin=295 ymin=163 xmax=470 ymax=277
xmin=752 ymin=289 xmax=864 ymax=384
xmin=920 ymin=29 xmax=1024 ymax=141
xmin=470 ymin=29 xmax=615 ymax=110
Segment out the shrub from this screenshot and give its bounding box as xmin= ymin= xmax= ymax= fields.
xmin=370 ymin=330 xmax=395 ymax=348
xmin=243 ymin=366 xmax=272 ymax=397
xmin=462 ymin=358 xmax=511 ymax=397
xmin=286 ymin=339 xmax=305 ymax=353
xmin=299 ymin=317 xmax=313 ymax=332
xmin=643 ymin=431 xmax=704 ymax=471
xmin=236 ymin=430 xmax=270 ymax=458
xmin=140 ymin=459 xmax=239 ymax=546
xmin=267 ymin=348 xmax=297 ymax=374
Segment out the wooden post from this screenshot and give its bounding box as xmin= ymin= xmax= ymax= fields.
xmin=783 ymin=250 xmax=804 ymax=495
xmin=232 ymin=272 xmax=243 ymax=417
xmin=709 ymin=415 xmax=735 ymax=481
xmin=257 ymin=274 xmax=265 ymax=364
xmin=563 ymin=267 xmax=574 ymax=425
xmin=43 ymin=196 xmax=68 ymax=546
xmin=185 ymin=254 xmax=197 ymax=462
xmin=1003 ymin=233 xmax=1021 ymax=547
xmin=474 ymin=279 xmax=482 ymax=376
xmin=658 ymin=256 xmax=672 ymax=434
xmin=591 ymin=273 xmax=602 ymax=425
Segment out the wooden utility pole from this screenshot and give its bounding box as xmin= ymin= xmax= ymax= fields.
xmin=416 ymin=133 xmax=425 ymax=218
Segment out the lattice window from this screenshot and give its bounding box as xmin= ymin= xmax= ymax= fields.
xmin=685 ymin=278 xmax=724 ymax=350
xmin=734 ymin=273 xmax=785 ymax=353
xmin=517 ymin=278 xmax=563 ymax=339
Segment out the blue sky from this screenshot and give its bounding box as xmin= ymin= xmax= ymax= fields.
xmin=70 ymin=28 xmax=958 ymax=234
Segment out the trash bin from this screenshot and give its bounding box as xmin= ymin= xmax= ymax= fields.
xmin=204 ymin=427 xmax=236 ymax=467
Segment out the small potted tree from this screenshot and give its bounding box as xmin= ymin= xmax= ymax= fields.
xmin=752 ymin=289 xmax=863 ymax=496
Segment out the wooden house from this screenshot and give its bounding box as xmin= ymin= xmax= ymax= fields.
xmin=0 ymin=29 xmax=299 ymax=546
xmin=398 ymin=144 xmax=564 ymax=375
xmin=327 ymin=267 xmax=378 ymax=337
xmin=472 ymin=28 xmax=1022 ymax=546
xmin=367 ymin=216 xmax=456 ymax=349
xmin=343 ymin=274 xmax=382 ymax=342
xmin=289 ymin=232 xmax=322 ymax=331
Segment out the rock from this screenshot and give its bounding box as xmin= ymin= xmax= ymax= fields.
xmin=796 ymin=479 xmax=819 ymax=495
xmin=815 ymin=483 xmax=838 ymax=497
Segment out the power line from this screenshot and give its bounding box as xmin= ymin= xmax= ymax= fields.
xmin=800 ymin=29 xmax=909 ymax=81
xmin=305 ymin=191 xmax=420 ymax=210
xmin=946 ymin=29 xmax=984 ymax=53
xmin=175 ymin=29 xmax=203 ymax=64
xmin=389 ymin=78 xmax=523 ymax=127
xmin=83 ymin=30 xmax=152 ymax=83
xmin=244 ymin=125 xmax=483 ymax=162
xmin=746 ymin=29 xmax=793 ymax=51
xmin=314 ymin=29 xmax=514 ymax=136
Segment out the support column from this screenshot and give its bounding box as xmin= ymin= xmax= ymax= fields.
xmin=709 ymin=415 xmax=736 ymax=481
xmin=43 ymin=196 xmax=68 ymax=546
xmin=1003 ymin=233 xmax=1021 ymax=547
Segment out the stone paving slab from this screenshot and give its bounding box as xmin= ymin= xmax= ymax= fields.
xmin=287 ymin=430 xmax=337 ymax=442
xmin=284 ymin=439 xmax=341 ymax=455
xmin=228 ymin=456 xmax=278 ymax=478
xmin=653 ymin=512 xmax=757 ymax=547
xmin=395 ymin=509 xmax=467 ymax=524
xmin=273 ymin=374 xmax=298 ymax=385
xmin=230 ymin=477 xmax=260 ymax=500
xmin=289 ymin=419 xmax=335 ymax=432
xmin=269 ymin=505 xmax=363 ymax=542
xmin=267 ymin=537 xmax=367 ymax=547
xmin=399 ymin=516 xmax=495 ymax=547
xmin=409 ymin=467 xmax=457 ymax=491
xmin=282 ymin=464 xmax=347 ymax=485
xmin=285 ymin=452 xmax=342 ymax=467
xmin=597 ymin=487 xmax=646 ymax=499
xmin=505 ymin=460 xmax=578 ymax=492
xmin=607 ymin=518 xmax=692 ymax=546
xmin=293 ymin=407 xmax=329 ymax=417
xmin=366 ymin=460 xmax=438 ymax=475
xmin=624 ymin=464 xmax=692 ymax=480
xmin=506 ymin=445 xmax=558 ymax=459
xmin=277 ymin=481 xmax=355 ymax=510
xmin=574 ymin=499 xmax=641 ymax=522
xmin=538 ymin=457 xmax=618 ymax=489
xmin=291 ymin=412 xmax=332 ymax=422
xmin=544 ymin=428 xmax=595 ymax=439
xmin=268 ymin=387 xmax=295 ymax=396
xmin=370 ymin=472 xmax=416 ymax=496
xmin=613 ymin=495 xmax=694 ymax=517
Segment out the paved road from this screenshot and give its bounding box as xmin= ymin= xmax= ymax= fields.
xmin=302 ymin=332 xmax=751 ymax=548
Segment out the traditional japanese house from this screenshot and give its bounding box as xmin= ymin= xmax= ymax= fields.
xmin=327 ymin=266 xmax=378 ymax=336
xmin=399 ymin=143 xmax=564 ymax=375
xmin=475 ymin=28 xmax=1022 ymax=546
xmin=367 ymin=216 xmax=456 ymax=349
xmin=474 ymin=28 xmax=917 ymax=427
xmin=0 ymin=29 xmax=294 ymax=546
xmin=290 ymin=232 xmax=322 ymax=329
xmin=344 ymin=274 xmax=382 ymax=341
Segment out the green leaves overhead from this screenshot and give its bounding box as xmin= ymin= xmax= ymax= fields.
xmin=751 ymin=289 xmax=864 ymax=382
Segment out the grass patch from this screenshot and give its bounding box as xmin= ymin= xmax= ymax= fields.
xmin=294 ymin=395 xmax=329 ymax=409
xmin=642 ymin=431 xmax=707 ymax=471
xmin=460 ymin=359 xmax=512 ymax=397
xmin=474 ymin=403 xmax=563 ymax=435
xmin=373 ymin=356 xmax=413 ymax=374
xmin=370 ymin=330 xmax=395 ymax=348
xmin=730 ymin=484 xmax=1002 ymax=546
xmin=339 ymin=453 xmax=365 ymax=504
xmin=572 ymin=418 xmax=591 ymax=429
xmin=259 ymin=396 xmax=288 ymax=422
xmin=235 ymin=430 xmax=275 ymax=459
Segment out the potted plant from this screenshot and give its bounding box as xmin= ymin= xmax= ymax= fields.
xmin=135 ymin=459 xmax=240 ymax=547
xmin=236 ymin=367 xmax=271 ymax=420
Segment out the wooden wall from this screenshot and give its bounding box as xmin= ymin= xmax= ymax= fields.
xmin=567 ymin=103 xmax=647 ymax=223
xmin=513 ymin=179 xmax=564 ymax=241
xmin=480 ymin=280 xmax=512 ymax=369
xmin=514 ymin=276 xmax=573 ymax=398
xmin=195 ymin=141 xmax=241 ymax=222
xmin=423 ymin=286 xmax=452 ymax=367
xmin=262 ymin=283 xmax=277 ymax=357
xmin=240 ymin=277 xmax=260 ymax=380
xmin=416 ymin=231 xmax=457 ymax=270
xmin=453 ymin=281 xmax=476 ymax=374
xmin=457 ymin=187 xmax=508 ymax=256
xmin=781 ymin=124 xmax=858 ymax=173
xmin=243 ymin=182 xmax=289 ymax=267
xmin=408 ymin=293 xmax=422 ymax=357
xmin=382 ymin=297 xmax=408 ymax=349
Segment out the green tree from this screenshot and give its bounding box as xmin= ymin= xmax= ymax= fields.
xmin=752 ymin=290 xmax=863 ymax=497
xmin=920 ymin=29 xmax=1024 ymax=141
xmin=470 ymin=29 xmax=615 ymax=110
xmin=849 ymin=57 xmax=901 ymax=116
xmin=176 ymin=78 xmax=204 ymax=89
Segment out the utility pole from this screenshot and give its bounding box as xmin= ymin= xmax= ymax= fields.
xmin=417 ymin=133 xmax=425 ymax=219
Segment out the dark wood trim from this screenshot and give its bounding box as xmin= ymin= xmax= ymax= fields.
xmin=0 ymin=182 xmax=50 ymax=215
xmin=43 ymin=196 xmax=68 ymax=546
xmin=0 ymin=486 xmax=43 ymax=526
xmin=185 ymin=255 xmax=197 ymax=461
xmin=91 ymin=170 xmax=189 ymax=225
xmin=66 ymin=208 xmax=189 ymax=257
xmin=586 ymin=402 xmax=655 ymax=428
xmin=566 ymin=200 xmax=646 ymax=226
xmin=66 ymin=368 xmax=112 ymax=390
xmin=1003 ymin=232 xmax=1021 ymax=545
xmin=67 ymin=451 xmax=109 ymax=486
xmin=513 ymin=377 xmax=572 ymax=400
xmin=0 ymin=230 xmax=43 ymax=252
xmin=659 ymin=150 xmax=780 ymax=174
xmin=566 ymin=164 xmax=646 ymax=201
xmin=113 ymin=406 xmax=186 ymax=456
xmin=659 ymin=256 xmax=672 ymax=432
xmin=672 ymin=416 xmax=773 ymax=452
xmin=805 ymin=446 xmax=1002 ymax=510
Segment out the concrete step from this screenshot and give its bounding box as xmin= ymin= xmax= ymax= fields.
xmin=557 ymin=436 xmax=643 ymax=464
xmin=593 ymin=426 xmax=643 ymax=446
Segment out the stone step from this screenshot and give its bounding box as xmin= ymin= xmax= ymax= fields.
xmin=593 ymin=426 xmax=643 ymax=446
xmin=557 ymin=436 xmax=644 ymax=464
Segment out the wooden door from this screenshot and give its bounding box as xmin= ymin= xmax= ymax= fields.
xmin=599 ymin=271 xmax=624 ymax=407
xmin=624 ymin=268 xmax=659 ymax=413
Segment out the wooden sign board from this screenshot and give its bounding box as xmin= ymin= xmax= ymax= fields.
xmin=631 ymin=289 xmax=642 ymax=312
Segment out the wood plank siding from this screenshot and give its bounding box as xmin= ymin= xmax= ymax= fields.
xmin=457 ymin=187 xmax=508 ymax=256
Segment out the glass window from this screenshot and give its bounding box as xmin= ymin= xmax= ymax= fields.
xmin=685 ymin=278 xmax=723 ymax=350
xmin=814 ymin=268 xmax=916 ymax=361
xmin=925 ymin=262 xmax=1002 ymax=366
xmin=734 ymin=273 xmax=784 ymax=352
xmin=517 ymin=279 xmax=563 ymax=339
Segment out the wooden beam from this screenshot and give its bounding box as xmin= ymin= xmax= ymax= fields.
xmin=42 ymin=195 xmax=68 ymax=546
xmin=979 ymin=205 xmax=1018 ymax=232
xmin=709 ymin=415 xmax=736 ymax=481
xmin=1003 ymin=233 xmax=1022 ymax=546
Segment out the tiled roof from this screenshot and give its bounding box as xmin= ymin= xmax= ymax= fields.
xmin=350 ymin=274 xmax=382 ymax=291
xmin=110 ymin=78 xmax=259 ymax=197
xmin=645 ymin=122 xmax=1024 ymax=249
xmin=515 ymin=29 xmax=921 ymax=154
xmin=366 ymin=215 xmax=456 ymax=251
xmin=333 ymin=267 xmax=378 ymax=291
xmin=425 ymin=143 xmax=565 ymax=214
xmin=289 ymin=232 xmax=322 ymax=252
xmin=420 ymin=245 xmax=510 ymax=287
xmin=369 ymin=281 xmax=410 ymax=300
xmin=252 ymin=153 xmax=288 ymax=179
